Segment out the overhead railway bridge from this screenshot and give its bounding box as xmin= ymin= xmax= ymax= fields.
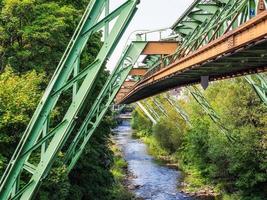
xmin=0 ymin=0 xmax=267 ymax=199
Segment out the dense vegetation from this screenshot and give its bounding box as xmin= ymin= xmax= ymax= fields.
xmin=0 ymin=0 xmax=131 ymax=199
xmin=132 ymin=78 xmax=267 ymax=200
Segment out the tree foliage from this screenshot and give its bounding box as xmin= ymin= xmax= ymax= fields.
xmin=132 ymin=77 xmax=267 ymax=199
xmin=0 ymin=0 xmax=126 ymax=199
xmin=0 ymin=67 xmax=44 ymax=174
xmin=131 ymin=108 xmax=152 ymax=135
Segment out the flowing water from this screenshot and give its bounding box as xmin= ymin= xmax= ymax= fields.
xmin=113 ymin=121 xmax=193 ymax=200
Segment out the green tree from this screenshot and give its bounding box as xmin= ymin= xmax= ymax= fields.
xmin=131 ymin=108 xmax=152 ymax=135
xmin=182 ymin=78 xmax=267 ymax=198
xmin=0 ymin=0 xmax=93 ymax=75
xmin=131 ymin=77 xmax=267 ymax=199
xmin=0 ymin=67 xmax=44 ymax=173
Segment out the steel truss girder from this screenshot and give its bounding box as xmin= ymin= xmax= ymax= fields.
xmin=187 ymin=86 xmax=235 ymax=142
xmin=0 ymin=1 xmax=140 ymax=199
xmin=150 ymin=96 xmax=181 ymax=129
xmin=175 ymin=0 xmax=267 ymax=106
xmin=64 ymin=41 xmax=147 ymax=171
xmin=151 ymin=98 xmax=168 ymax=118
xmin=174 ymin=0 xmax=248 ymax=58
xmin=136 ymin=102 xmax=157 ymax=124
xmin=164 ymin=93 xmax=192 ymax=127
xmin=150 ymin=0 xmax=264 ymax=72
xmin=143 ymin=100 xmax=161 ymax=121
xmin=143 ymin=0 xmax=254 ymax=82
xmin=245 ymin=74 xmax=267 ymax=105
xmin=172 ymin=0 xmax=265 ymax=39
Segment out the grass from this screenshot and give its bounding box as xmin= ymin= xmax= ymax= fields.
xmin=109 ymin=141 xmax=136 ymax=200
xmin=179 ymin=166 xmax=215 ymax=193
xmin=110 ymin=144 xmax=128 ymax=182
xmin=133 ymin=131 xmax=169 ymax=160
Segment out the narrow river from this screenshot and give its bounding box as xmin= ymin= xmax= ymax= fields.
xmin=113 ymin=121 xmax=193 ymax=200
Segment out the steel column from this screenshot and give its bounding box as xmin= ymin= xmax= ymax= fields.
xmin=64 ymin=41 xmax=147 ymax=171
xmin=245 ymin=74 xmax=267 ymax=105
xmin=187 ymin=86 xmax=235 ymax=141
xmin=0 ymin=1 xmax=140 ymax=199
xmin=136 ymin=102 xmax=157 ymax=124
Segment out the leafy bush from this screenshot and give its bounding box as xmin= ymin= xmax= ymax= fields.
xmin=131 ymin=77 xmax=267 ymax=199
xmin=131 ymin=109 xmax=152 ymax=135
xmin=153 ymin=117 xmax=184 ymax=153
xmin=0 ymin=67 xmax=44 ymax=167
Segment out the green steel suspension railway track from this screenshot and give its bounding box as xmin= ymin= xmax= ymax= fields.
xmin=0 ymin=0 xmax=267 ymax=199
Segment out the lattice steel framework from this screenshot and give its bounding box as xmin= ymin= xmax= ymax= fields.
xmin=187 ymin=86 xmax=235 ymax=141
xmin=245 ymin=74 xmax=267 ymax=105
xmin=164 ymin=93 xmax=192 ymax=127
xmin=151 ymin=98 xmax=168 ymax=118
xmin=144 ymin=0 xmax=267 ymax=77
xmin=139 ymin=100 xmax=160 ymax=121
xmin=133 ymin=0 xmax=267 ymax=139
xmin=136 ymin=102 xmax=157 ymax=124
xmin=1 ymin=0 xmax=267 ymax=199
xmin=0 ymin=0 xmax=141 ymax=199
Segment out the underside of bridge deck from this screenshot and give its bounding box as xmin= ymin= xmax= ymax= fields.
xmin=120 ymin=11 xmax=267 ymax=104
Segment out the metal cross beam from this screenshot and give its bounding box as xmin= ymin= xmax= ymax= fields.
xmin=187 ymin=86 xmax=235 ymax=142
xmin=245 ymin=74 xmax=267 ymax=105
xmin=136 ymin=102 xmax=157 ymax=124
xmin=164 ymin=93 xmax=192 ymax=127
xmin=0 ymin=1 xmax=140 ymax=199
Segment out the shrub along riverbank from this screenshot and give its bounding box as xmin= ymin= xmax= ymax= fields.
xmin=109 ymin=139 xmax=136 ymax=200
xmin=131 ymin=77 xmax=267 ymax=200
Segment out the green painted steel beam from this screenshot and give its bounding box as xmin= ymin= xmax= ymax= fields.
xmin=164 ymin=93 xmax=192 ymax=127
xmin=151 ymin=96 xmax=182 ymax=129
xmin=0 ymin=1 xmax=140 ymax=199
xmin=172 ymin=0 xmax=202 ymax=29
xmin=81 ymin=0 xmax=133 ymax=37
xmin=0 ymin=0 xmax=107 ymax=197
xmin=152 ymin=98 xmax=168 ymax=117
xmin=188 ymin=11 xmax=214 ymax=23
xmin=245 ymin=74 xmax=267 ymax=105
xmin=143 ymin=100 xmax=160 ymax=121
xmin=136 ymin=102 xmax=157 ymax=124
xmin=196 ymin=4 xmax=221 ymax=14
xmin=64 ymin=41 xmax=147 ymax=171
xmin=187 ymin=86 xmax=235 ymax=142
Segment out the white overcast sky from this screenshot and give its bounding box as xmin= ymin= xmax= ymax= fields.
xmin=107 ymin=0 xmax=194 ymax=70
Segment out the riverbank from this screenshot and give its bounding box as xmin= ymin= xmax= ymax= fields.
xmin=113 ymin=123 xmax=195 ymax=200
xmin=109 ymin=140 xmax=137 ymax=200
xmin=133 ymin=131 xmax=220 ymax=200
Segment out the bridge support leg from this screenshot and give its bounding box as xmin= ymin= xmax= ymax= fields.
xmin=143 ymin=100 xmax=160 ymax=121
xmin=164 ymin=93 xmax=192 ymax=127
xmin=0 ymin=1 xmax=141 ymax=199
xmin=64 ymin=41 xmax=147 ymax=171
xmin=188 ymin=86 xmax=235 ymax=142
xmin=151 ymin=97 xmax=168 ymax=118
xmin=136 ymin=102 xmax=157 ymax=125
xmin=245 ymin=74 xmax=267 ymax=105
